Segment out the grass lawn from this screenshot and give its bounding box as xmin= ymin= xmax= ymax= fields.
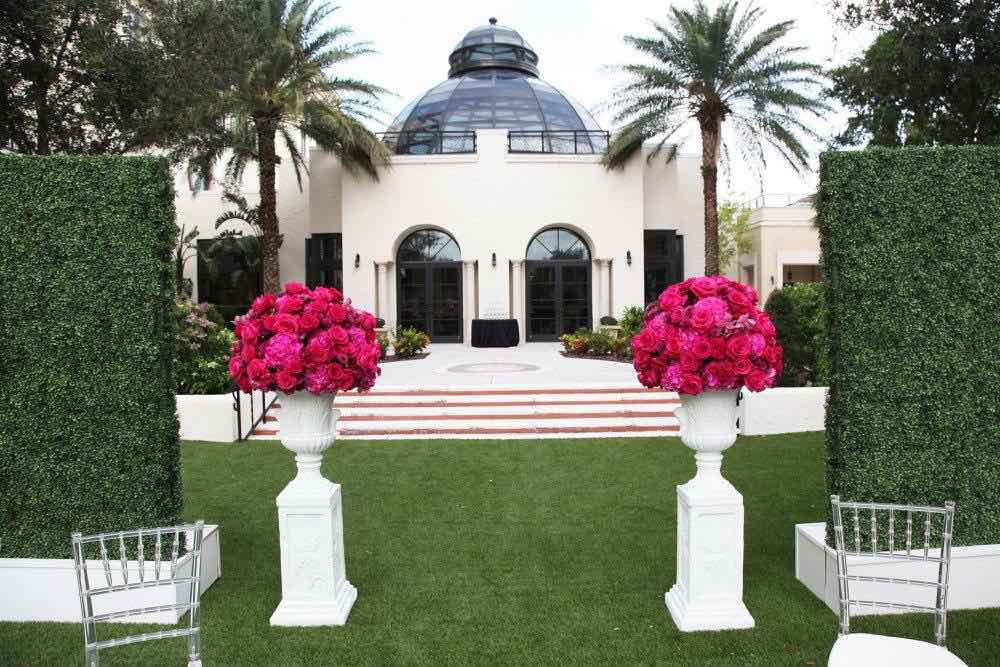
xmin=3 ymin=433 xmax=998 ymax=666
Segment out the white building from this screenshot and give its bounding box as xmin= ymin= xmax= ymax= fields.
xmin=177 ymin=19 xmax=704 ymax=344
xmin=735 ymin=194 xmax=821 ymax=304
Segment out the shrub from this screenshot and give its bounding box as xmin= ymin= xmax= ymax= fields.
xmin=818 ymin=146 xmax=1000 ymax=546
xmin=765 ymin=282 xmax=827 ymax=387
xmin=176 ymin=301 xmax=236 ymax=395
xmin=0 ymin=155 xmax=179 ymax=557
xmin=393 ymin=327 xmax=430 ymax=358
xmin=586 ymin=330 xmax=614 ymax=356
xmin=560 ymin=332 xmax=589 ymax=355
xmin=619 ymin=305 xmax=644 ymax=339
xmin=599 ymin=315 xmax=618 ymax=326
xmin=377 ymin=332 xmax=391 ymax=360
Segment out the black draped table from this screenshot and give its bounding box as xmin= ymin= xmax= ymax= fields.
xmin=471 ymin=319 xmax=520 ymax=348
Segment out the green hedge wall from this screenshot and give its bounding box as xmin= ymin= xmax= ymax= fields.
xmin=0 ymin=155 xmax=180 ymax=558
xmin=817 ymin=146 xmax=1000 ymax=546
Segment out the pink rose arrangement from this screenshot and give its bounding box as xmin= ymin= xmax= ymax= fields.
xmin=632 ymin=276 xmax=782 ymax=395
xmin=228 ymin=282 xmax=381 ymax=395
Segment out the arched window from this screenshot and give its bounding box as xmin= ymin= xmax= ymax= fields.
xmin=526 ymin=227 xmax=590 ymax=261
xmin=397 ymin=229 xmax=461 ymax=262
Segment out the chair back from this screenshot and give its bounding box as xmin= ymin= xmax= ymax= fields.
xmin=71 ymin=521 xmax=204 ymax=666
xmin=830 ymin=496 xmax=955 ymax=646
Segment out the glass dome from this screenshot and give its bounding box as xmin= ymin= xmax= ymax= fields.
xmin=385 ymin=18 xmax=605 ymax=155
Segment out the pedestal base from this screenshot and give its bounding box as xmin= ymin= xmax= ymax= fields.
xmin=665 ymin=473 xmax=755 ymax=632
xmin=665 ymin=586 xmax=754 ymax=632
xmin=270 ymin=581 xmax=357 ymax=626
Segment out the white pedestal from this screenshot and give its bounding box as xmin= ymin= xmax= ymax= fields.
xmin=269 ymin=391 xmax=356 ymax=626
xmin=666 ymin=390 xmax=754 ymax=632
xmin=665 ymin=461 xmax=755 ymax=631
xmin=270 ymin=478 xmax=357 ymax=626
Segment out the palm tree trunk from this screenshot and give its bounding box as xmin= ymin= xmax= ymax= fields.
xmin=256 ymin=117 xmax=282 ymax=293
xmin=699 ymin=116 xmax=722 ymax=276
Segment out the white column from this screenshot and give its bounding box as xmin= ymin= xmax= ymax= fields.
xmin=375 ymin=262 xmax=388 ymax=323
xmin=593 ymin=258 xmax=609 ymax=324
xmin=462 ymin=260 xmax=476 ymax=345
xmin=384 ymin=261 xmax=395 ymax=331
xmin=511 ymin=259 xmax=525 ymax=345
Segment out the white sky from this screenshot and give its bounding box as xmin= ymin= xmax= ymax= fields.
xmin=335 ymin=0 xmax=875 ymax=203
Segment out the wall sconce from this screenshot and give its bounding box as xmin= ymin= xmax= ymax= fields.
xmin=354 ymin=253 xmax=360 ymax=269
xmin=626 ymin=250 xmax=632 ymax=266
xmin=491 ymin=252 xmax=497 ymax=267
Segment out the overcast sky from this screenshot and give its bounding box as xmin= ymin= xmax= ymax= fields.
xmin=334 ymin=0 xmax=875 ymax=203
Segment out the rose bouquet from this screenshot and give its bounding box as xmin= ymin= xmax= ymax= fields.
xmin=632 ymin=276 xmax=782 ymax=395
xmin=228 ymin=282 xmax=381 ymax=394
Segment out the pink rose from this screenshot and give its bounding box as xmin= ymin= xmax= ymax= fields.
xmin=637 ymin=369 xmax=660 ymax=388
xmin=325 ymin=303 xmax=349 ymax=324
xmin=744 ymin=368 xmax=770 ymax=392
xmin=755 ymin=313 xmax=776 ymax=337
xmin=250 ymin=293 xmax=276 ymax=314
xmin=709 ymin=337 xmax=728 ymax=359
xmin=733 ymin=357 xmax=753 ymax=375
xmin=240 ymin=343 xmax=256 ymax=362
xmin=299 ymin=312 xmax=321 ymax=332
xmin=749 ymin=333 xmax=766 ymax=357
xmin=689 ymin=277 xmax=718 ymax=298
xmin=284 ymin=282 xmax=308 ymax=295
xmin=727 ymin=288 xmax=752 ymax=314
xmin=691 ymin=336 xmax=713 ymax=359
xmin=274 ymin=313 xmax=298 ymax=335
xmin=228 ymin=357 xmax=243 ymax=378
xmin=727 ymin=335 xmax=752 ymax=359
xmin=263 ymin=333 xmax=302 ymax=368
xmin=276 ymin=370 xmax=299 ymax=392
xmin=246 ymin=359 xmax=269 ymax=381
xmin=658 ymin=288 xmax=686 ymax=311
xmin=678 ymin=373 xmax=704 ymax=395
xmin=328 ymin=326 xmax=349 ymax=345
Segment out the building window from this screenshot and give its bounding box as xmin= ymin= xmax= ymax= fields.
xmin=644 ymin=230 xmax=684 ymax=305
xmin=396 ymin=229 xmax=463 ymax=342
xmin=306 ymin=233 xmax=343 ymax=289
xmin=783 ymin=264 xmax=822 ymax=285
xmin=196 ymin=237 xmax=261 ymax=322
xmin=187 ymin=165 xmax=211 ymax=193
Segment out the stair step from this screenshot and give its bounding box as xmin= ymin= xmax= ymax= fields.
xmin=338 ymin=424 xmax=680 ymax=437
xmin=338 ymin=409 xmax=675 ymax=421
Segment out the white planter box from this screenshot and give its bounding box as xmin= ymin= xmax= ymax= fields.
xmin=795 ymin=522 xmax=1000 ymax=614
xmin=738 ymin=387 xmax=827 ymax=435
xmin=0 ymin=525 xmax=221 ymax=623
xmin=176 ymin=391 xmax=274 ymax=442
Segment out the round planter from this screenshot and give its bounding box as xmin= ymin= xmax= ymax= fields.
xmin=674 ymin=389 xmax=739 ymax=487
xmin=276 ymin=390 xmax=339 ymax=486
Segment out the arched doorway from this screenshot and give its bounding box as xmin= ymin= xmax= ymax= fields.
xmin=525 ymin=227 xmax=591 ymax=341
xmin=396 ymin=229 xmax=463 ymax=342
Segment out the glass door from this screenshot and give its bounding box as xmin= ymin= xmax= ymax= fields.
xmin=526 ymin=261 xmax=591 ymax=341
xmin=397 ymin=262 xmax=463 ymax=343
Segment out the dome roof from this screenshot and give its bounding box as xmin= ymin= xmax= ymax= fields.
xmin=385 ymin=18 xmax=605 ymax=155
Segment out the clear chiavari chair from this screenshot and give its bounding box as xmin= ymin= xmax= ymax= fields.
xmin=71 ymin=521 xmax=205 ymax=667
xmin=828 ymin=496 xmax=967 ymax=666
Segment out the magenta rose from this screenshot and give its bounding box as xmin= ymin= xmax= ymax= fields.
xmin=678 ymin=373 xmax=704 ymax=395
xmin=283 ymin=281 xmax=308 ymax=295
xmin=274 ymin=313 xmax=298 ymax=335
xmin=727 ymin=335 xmax=752 ymax=359
xmin=689 ymin=276 xmax=718 ymax=298
xmin=744 ymin=368 xmax=770 ymax=392
xmin=299 ymin=312 xmax=321 ymax=332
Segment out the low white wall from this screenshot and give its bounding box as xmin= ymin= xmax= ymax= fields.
xmin=739 ymin=386 xmax=827 ymax=435
xmin=177 ymin=391 xmax=274 ymax=442
xmin=795 ymin=522 xmax=1000 ymax=614
xmin=0 ymin=525 xmax=221 ymax=623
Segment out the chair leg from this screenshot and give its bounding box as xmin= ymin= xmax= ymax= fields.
xmin=187 ymin=631 xmax=201 ymax=667
xmin=85 ymin=647 xmax=99 ymax=667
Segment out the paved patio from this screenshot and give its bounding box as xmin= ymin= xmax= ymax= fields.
xmin=379 ymin=342 xmax=637 ymax=388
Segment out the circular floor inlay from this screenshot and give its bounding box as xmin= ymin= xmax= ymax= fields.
xmin=447 ymin=362 xmax=542 ymax=374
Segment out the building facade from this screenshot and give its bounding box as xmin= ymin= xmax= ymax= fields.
xmin=734 ymin=195 xmax=821 ymax=304
xmin=177 ymin=20 xmax=705 ymax=343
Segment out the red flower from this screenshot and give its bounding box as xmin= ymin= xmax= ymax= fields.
xmin=274 ymin=314 xmax=298 ymax=335
xmin=727 ymin=335 xmax=752 ymax=359
xmin=678 ymin=374 xmax=704 ymax=395
xmin=276 ymin=370 xmax=299 ymax=392
xmin=299 ymin=312 xmax=321 ymax=332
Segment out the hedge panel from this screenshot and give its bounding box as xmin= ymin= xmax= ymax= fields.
xmin=0 ymin=155 xmax=180 ymax=558
xmin=817 ymin=146 xmax=1000 ymax=546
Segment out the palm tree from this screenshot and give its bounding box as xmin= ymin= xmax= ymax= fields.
xmin=174 ymin=0 xmax=391 ymax=293
xmin=604 ymin=1 xmax=827 ymax=275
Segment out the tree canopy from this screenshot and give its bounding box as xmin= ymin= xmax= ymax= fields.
xmin=830 ymin=0 xmax=1000 ymax=146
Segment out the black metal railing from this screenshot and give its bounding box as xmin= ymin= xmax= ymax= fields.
xmin=233 ymin=388 xmax=278 ymax=441
xmin=507 ymin=130 xmax=610 ymax=155
xmin=379 ymin=131 xmax=477 ymax=155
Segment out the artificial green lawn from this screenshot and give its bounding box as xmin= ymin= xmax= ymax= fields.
xmin=3 ymin=433 xmax=998 ymax=666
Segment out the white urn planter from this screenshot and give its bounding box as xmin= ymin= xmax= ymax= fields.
xmin=269 ymin=390 xmax=357 ymax=626
xmin=665 ymin=389 xmax=755 ymax=631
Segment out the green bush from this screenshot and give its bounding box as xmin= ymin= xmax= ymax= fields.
xmin=0 ymin=155 xmax=180 ymax=558
xmin=818 ymin=146 xmax=1000 ymax=546
xmin=765 ymin=282 xmax=828 ymax=387
xmin=176 ymin=301 xmax=236 ymax=395
xmin=619 ymin=305 xmax=644 ymax=340
xmin=586 ymin=330 xmax=614 ymax=356
xmin=393 ymin=327 xmax=430 ymax=358
xmin=377 ymin=331 xmax=391 ymax=360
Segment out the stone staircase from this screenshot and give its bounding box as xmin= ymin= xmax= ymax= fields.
xmin=250 ymin=386 xmax=680 ymax=440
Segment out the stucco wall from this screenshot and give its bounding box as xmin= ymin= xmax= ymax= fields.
xmin=338 ymin=129 xmax=681 ymax=330
xmin=745 ymin=206 xmax=820 ymax=303
xmin=641 ymin=150 xmax=705 ymax=285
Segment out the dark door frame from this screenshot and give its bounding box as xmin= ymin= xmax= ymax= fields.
xmin=525 ymin=259 xmax=592 ymax=342
xmin=396 ymin=260 xmax=464 ymax=343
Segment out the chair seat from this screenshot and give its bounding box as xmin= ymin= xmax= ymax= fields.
xmin=829 ymin=634 xmax=968 ymax=667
